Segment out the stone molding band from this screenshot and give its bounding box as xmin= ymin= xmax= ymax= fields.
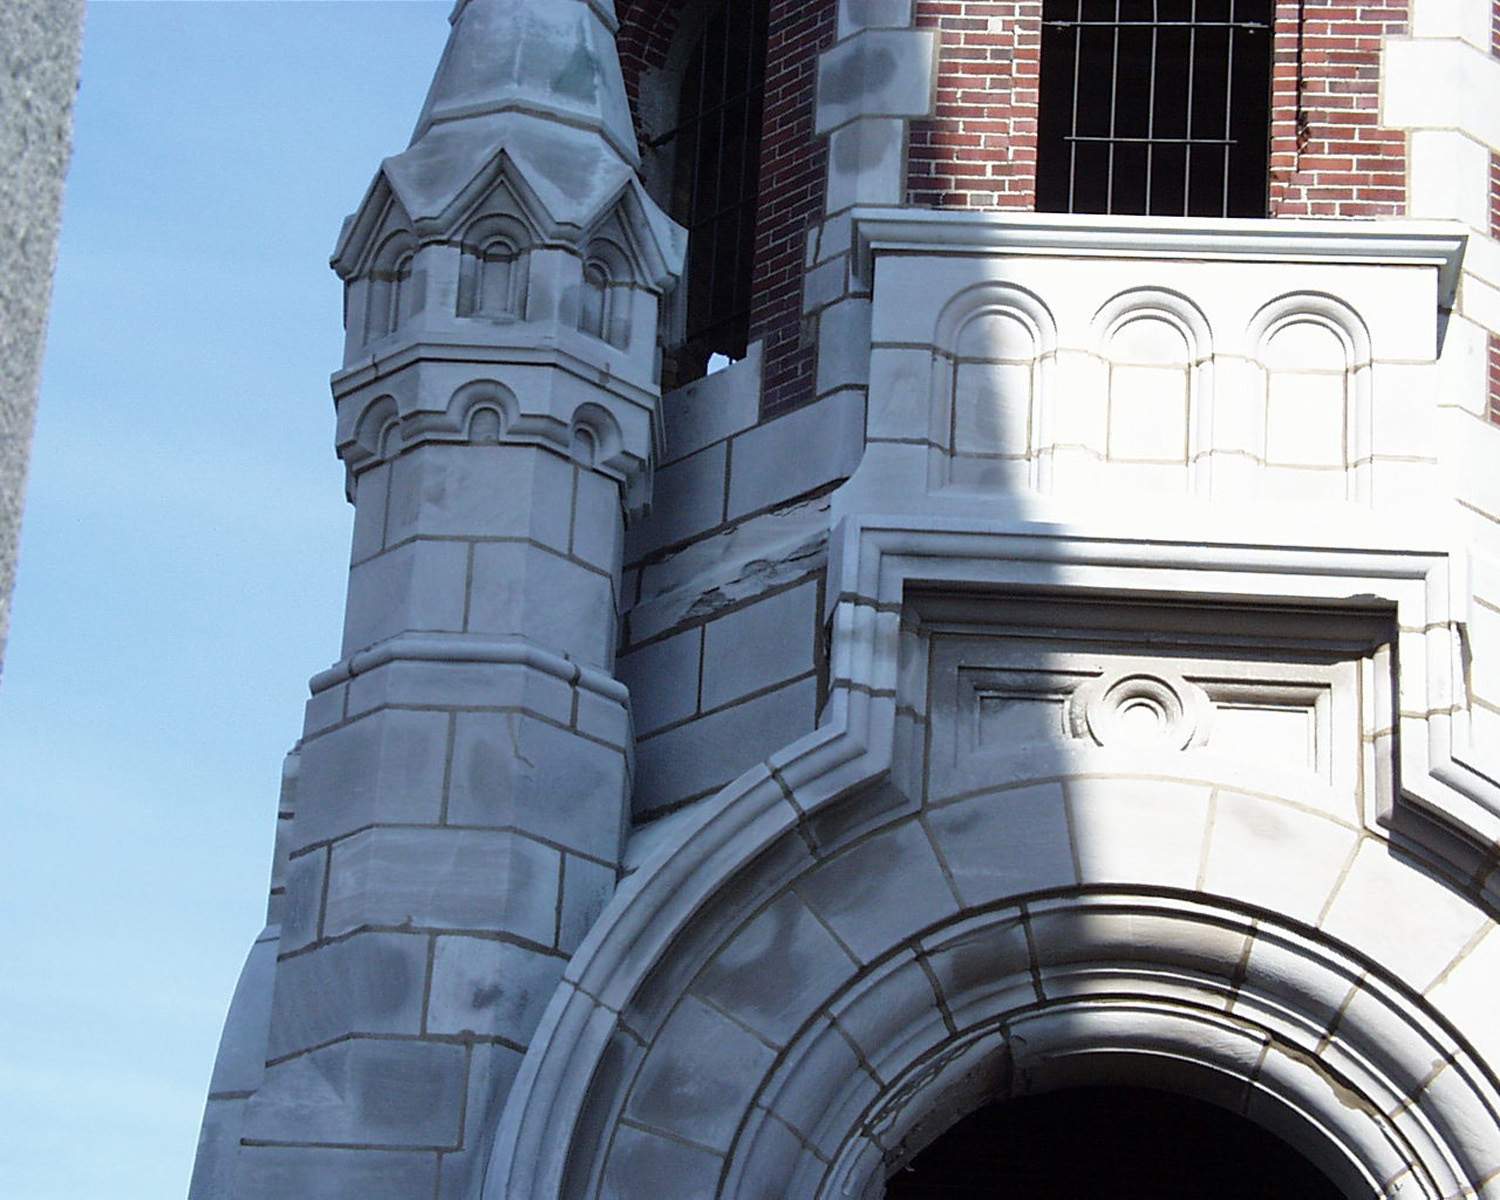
xmin=309 ymin=631 xmax=631 ymax=706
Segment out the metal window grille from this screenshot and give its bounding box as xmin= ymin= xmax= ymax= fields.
xmin=1036 ymin=0 xmax=1274 ymax=218
xmin=654 ymin=0 xmax=769 ymax=381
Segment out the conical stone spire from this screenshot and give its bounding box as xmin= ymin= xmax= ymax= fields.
xmin=412 ymin=0 xmax=638 ymax=164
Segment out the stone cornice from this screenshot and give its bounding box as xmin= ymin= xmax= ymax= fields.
xmin=850 ymin=208 xmax=1470 ymax=308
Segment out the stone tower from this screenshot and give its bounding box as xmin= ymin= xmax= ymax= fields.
xmin=194 ymin=0 xmax=1500 ymax=1196
xmin=189 ymin=1 xmax=682 ymax=1193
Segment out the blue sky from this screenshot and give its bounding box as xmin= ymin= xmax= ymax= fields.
xmin=1 ymin=4 xmax=450 ymax=1195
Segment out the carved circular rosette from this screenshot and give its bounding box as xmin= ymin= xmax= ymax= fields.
xmin=1069 ymin=668 xmax=1212 ymax=751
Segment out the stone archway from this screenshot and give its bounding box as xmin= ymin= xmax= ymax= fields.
xmin=885 ymin=1085 xmax=1345 ymax=1199
xmin=484 ymin=765 xmax=1500 ymax=1199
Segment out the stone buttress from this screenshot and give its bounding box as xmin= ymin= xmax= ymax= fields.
xmin=188 ymin=2 xmax=684 ymax=1195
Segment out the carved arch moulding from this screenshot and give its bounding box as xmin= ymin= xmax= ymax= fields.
xmin=483 ymin=515 xmax=1500 ymax=1199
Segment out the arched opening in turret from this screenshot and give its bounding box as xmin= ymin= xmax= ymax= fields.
xmin=885 ymin=1086 xmax=1348 ymax=1199
xmin=632 ymin=0 xmax=771 ymax=387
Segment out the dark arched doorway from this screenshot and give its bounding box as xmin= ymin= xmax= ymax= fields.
xmin=886 ymin=1087 xmax=1350 ymax=1199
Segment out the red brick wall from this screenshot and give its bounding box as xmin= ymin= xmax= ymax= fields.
xmin=755 ymin=0 xmax=838 ymax=416
xmin=909 ymin=1 xmax=1041 ymax=209
xmin=1267 ymin=0 xmax=1407 ymax=217
xmin=907 ymin=0 xmax=1408 ymax=216
xmin=1489 ymin=334 xmax=1500 ymax=425
xmin=1490 ymin=152 xmax=1500 ymax=424
xmin=616 ymin=0 xmax=836 ymax=418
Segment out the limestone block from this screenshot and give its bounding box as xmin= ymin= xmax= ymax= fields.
xmin=265 ymin=932 xmax=429 ymax=1060
xmin=1199 ymin=791 xmax=1359 ymax=928
xmin=1029 ymin=903 xmax=1248 ymax=983
xmin=797 ymin=819 xmax=958 ymax=963
xmin=867 ymin=347 xmax=936 ymax=442
xmin=634 ymin=677 xmax=818 ymax=816
xmin=383 ymin=443 xmax=573 ymax=552
xmin=301 ymin=681 xmax=346 ymax=738
xmin=726 ymin=390 xmax=865 ymax=520
xmin=701 ymin=583 xmax=818 ymax=710
xmin=1067 ymin=777 xmax=1213 ymax=890
xmin=323 ymin=827 xmax=560 ymax=947
xmin=1424 ymin=925 xmax=1500 ymax=1076
xmin=235 ymin=1146 xmax=438 ymax=1200
xmin=925 ymin=783 xmax=1077 ymax=906
xmin=825 ymin=117 xmax=907 ymax=211
xmin=804 ymin=254 xmax=849 ymax=315
xmin=343 ymin=655 xmax=574 ymax=727
xmin=436 ymin=1042 xmax=525 ymax=1198
xmin=724 ymin=1110 xmax=807 ymax=1199
xmin=341 ymin=538 xmax=470 ymax=655
xmin=426 ymin=936 xmax=566 ymax=1042
xmin=830 ymin=951 xmax=948 ymax=1081
xmin=764 ymin=1016 xmax=867 ymax=1152
xmin=1408 ymin=130 xmax=1491 ymax=230
xmin=1265 ymin=372 xmax=1348 ymax=470
xmin=279 ymin=848 xmax=326 ymax=954
xmin=601 ymin=1123 xmax=725 ymax=1199
xmin=954 ymin=360 xmax=1034 ymax=459
xmin=816 ymin=299 xmax=874 ymax=396
xmin=294 ymin=708 xmax=450 ymax=847
xmin=624 ymin=441 xmax=726 ymax=559
xmin=1384 ymin=37 xmax=1500 ymax=148
xmin=467 ymin=542 xmax=615 ymax=668
xmin=838 ymin=0 xmax=915 ymax=36
xmin=570 ymin=467 xmax=624 ymax=577
xmin=206 ymin=927 xmax=280 ymax=1095
xmin=349 ymin=461 xmax=390 ymax=565
xmin=617 ymin=627 xmax=701 ymax=736
xmin=1106 ymin=366 xmax=1189 ymax=463
xmin=922 ymin=912 xmax=1035 ymax=1026
xmin=815 ymin=31 xmax=936 ymax=134
xmin=573 ymin=685 xmax=630 ymax=750
xmin=1319 ymin=839 xmax=1490 ymax=991
xmin=242 ymin=1039 xmax=465 ymax=1148
xmin=446 ymin=711 xmax=628 ymax=861
xmin=1407 ymin=0 xmax=1493 ymax=50
xmin=624 ymin=994 xmax=778 ymax=1151
xmin=188 ymin=1098 xmax=245 ymax=1200
xmin=558 ymin=851 xmax=617 ymax=950
xmin=659 ymin=343 xmax=761 ymax=465
xmin=693 ymin=890 xmax=858 ymax=1047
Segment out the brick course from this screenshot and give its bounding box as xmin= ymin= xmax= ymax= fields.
xmin=908 ymin=0 xmax=1408 ymax=217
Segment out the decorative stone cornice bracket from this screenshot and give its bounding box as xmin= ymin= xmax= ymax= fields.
xmin=849 ymin=208 xmax=1470 ymax=308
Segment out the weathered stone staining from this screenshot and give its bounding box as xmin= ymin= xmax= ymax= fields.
xmin=193 ymin=0 xmax=1500 ymax=1196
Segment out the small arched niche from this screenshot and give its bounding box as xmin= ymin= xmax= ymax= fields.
xmin=364 ymin=230 xmax=417 ymax=344
xmin=1091 ymin=288 xmax=1214 ymax=496
xmin=1248 ymin=293 xmax=1372 ymax=505
xmin=457 ymin=213 xmax=530 ymax=320
xmin=931 ymin=281 xmax=1056 ymax=492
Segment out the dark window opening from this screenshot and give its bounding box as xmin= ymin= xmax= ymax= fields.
xmin=1037 ymin=0 xmax=1275 ymax=217
xmin=654 ymin=0 xmax=770 ymax=387
xmin=886 ymin=1086 xmax=1348 ymax=1199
